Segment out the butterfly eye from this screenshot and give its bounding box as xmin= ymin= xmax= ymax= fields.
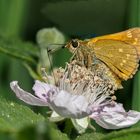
xmin=71 ymin=40 xmax=79 ymax=48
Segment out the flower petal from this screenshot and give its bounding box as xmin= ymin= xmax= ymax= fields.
xmin=32 ymin=80 xmax=58 ymax=101
xmin=10 ymin=81 xmax=48 ymax=106
xmin=90 ymin=103 xmax=140 ymax=129
xmin=49 ymin=90 xmax=92 ymax=119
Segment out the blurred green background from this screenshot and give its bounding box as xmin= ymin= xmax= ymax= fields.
xmin=0 ymin=0 xmax=140 ymax=140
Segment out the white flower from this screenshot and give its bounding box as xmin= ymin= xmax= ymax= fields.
xmin=90 ymin=102 xmax=140 ymax=129
xmin=10 ymin=61 xmax=140 ymax=132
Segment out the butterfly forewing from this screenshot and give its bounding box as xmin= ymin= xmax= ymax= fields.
xmin=93 ymin=39 xmax=139 ymax=80
xmin=90 ymin=28 xmax=140 ymax=58
xmin=123 ymin=28 xmax=140 ymax=58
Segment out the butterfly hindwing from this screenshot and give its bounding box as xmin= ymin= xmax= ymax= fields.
xmin=93 ymin=39 xmax=139 ymax=80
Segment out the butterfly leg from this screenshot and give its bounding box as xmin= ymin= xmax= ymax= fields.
xmin=70 ymin=50 xmax=86 ymax=66
xmin=87 ymin=54 xmax=93 ymax=68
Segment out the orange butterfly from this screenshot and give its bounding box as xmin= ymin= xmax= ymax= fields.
xmin=65 ymin=28 xmax=140 ymax=88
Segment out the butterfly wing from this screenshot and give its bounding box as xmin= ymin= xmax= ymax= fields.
xmin=90 ymin=28 xmax=140 ymax=59
xmin=93 ymin=39 xmax=139 ymax=80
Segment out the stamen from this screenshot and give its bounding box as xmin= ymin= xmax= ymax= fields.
xmin=55 ymin=60 xmax=116 ymax=106
xmin=111 ymin=96 xmax=117 ymax=100
xmin=41 ymin=60 xmax=117 ymax=106
xmin=41 ymin=68 xmax=50 ymax=83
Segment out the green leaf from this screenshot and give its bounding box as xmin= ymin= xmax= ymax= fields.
xmin=76 ymin=128 xmax=140 ymax=140
xmin=0 ymin=0 xmax=29 ymax=37
xmin=0 ymin=133 xmax=13 ymax=140
xmin=0 ymin=36 xmax=39 ymax=64
xmin=0 ymin=97 xmax=69 ymax=140
xmin=76 ymin=132 xmax=104 ymax=140
xmin=111 ymin=134 xmax=140 ymax=140
xmin=23 ymin=62 xmax=41 ymax=80
xmin=15 ymin=121 xmax=69 ymax=140
xmin=47 ymin=0 xmax=83 ymax=2
xmin=128 ymin=0 xmax=140 ymax=119
xmin=0 ymin=97 xmax=45 ymax=132
xmin=132 ymin=72 xmax=140 ymax=112
xmin=101 ymin=128 xmax=140 ymax=140
xmin=127 ymin=0 xmax=140 ymax=27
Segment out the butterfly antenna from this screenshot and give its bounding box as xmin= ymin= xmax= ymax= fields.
xmin=47 ymin=47 xmax=57 ymax=85
xmin=47 ymin=44 xmax=65 ymax=53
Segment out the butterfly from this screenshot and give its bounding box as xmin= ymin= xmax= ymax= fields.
xmin=65 ymin=28 xmax=140 ymax=88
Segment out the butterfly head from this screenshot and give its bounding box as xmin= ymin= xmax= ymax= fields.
xmin=65 ymin=39 xmax=81 ymax=53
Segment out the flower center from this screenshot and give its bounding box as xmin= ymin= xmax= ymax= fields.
xmin=56 ymin=60 xmax=117 ymax=106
